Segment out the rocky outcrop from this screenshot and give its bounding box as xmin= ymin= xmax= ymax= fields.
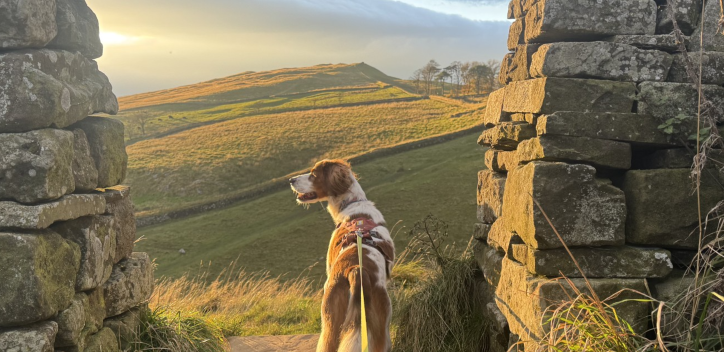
xmin=0 ymin=2 xmax=152 ymax=351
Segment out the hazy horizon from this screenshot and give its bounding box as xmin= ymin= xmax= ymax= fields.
xmin=87 ymin=0 xmax=510 ymax=97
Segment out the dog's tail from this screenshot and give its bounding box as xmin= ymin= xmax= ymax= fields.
xmin=339 ymin=266 xmax=372 ymax=352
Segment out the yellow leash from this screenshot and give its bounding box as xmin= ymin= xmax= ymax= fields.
xmin=356 ymin=235 xmax=370 ymax=352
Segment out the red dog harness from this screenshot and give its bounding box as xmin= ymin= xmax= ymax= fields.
xmin=337 ymin=217 xmax=381 ymax=248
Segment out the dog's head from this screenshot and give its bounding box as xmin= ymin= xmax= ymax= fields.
xmin=289 ymin=159 xmax=354 ymax=204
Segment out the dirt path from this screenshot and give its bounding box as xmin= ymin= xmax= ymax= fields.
xmin=228 ymin=334 xmax=319 ymax=352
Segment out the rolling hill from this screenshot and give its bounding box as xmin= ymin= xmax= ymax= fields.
xmin=119 ymin=63 xmax=413 ymax=111
xmin=134 ymin=133 xmax=487 ymax=280
xmin=115 ymin=63 xmax=486 ymax=216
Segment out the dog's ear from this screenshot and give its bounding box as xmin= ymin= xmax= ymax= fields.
xmin=320 ymin=159 xmax=353 ymax=197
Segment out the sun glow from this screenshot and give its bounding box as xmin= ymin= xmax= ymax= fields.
xmin=99 ymin=31 xmax=140 ymax=46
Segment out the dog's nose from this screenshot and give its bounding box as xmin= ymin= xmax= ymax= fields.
xmin=289 ymin=178 xmax=296 ymax=184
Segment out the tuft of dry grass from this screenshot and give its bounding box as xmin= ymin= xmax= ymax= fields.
xmin=390 ymin=215 xmax=490 ymax=352
xmin=149 ymin=266 xmax=323 ymax=338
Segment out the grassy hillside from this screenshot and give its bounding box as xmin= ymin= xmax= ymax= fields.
xmin=134 ymin=133 xmax=487 ymax=280
xmin=127 ymin=99 xmax=482 ymax=214
xmin=118 ymin=63 xmax=412 ymax=111
xmin=120 ymin=85 xmax=417 ymax=141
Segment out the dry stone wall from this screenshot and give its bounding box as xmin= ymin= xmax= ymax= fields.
xmin=475 ymin=0 xmax=722 ymax=351
xmin=0 ymin=1 xmax=153 ymax=351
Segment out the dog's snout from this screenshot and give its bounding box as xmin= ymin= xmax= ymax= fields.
xmin=289 ymin=177 xmax=296 ymax=185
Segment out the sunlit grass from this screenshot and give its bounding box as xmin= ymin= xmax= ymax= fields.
xmin=118 ymin=63 xmax=412 ymax=110
xmin=117 ymin=86 xmax=416 ymax=141
xmin=126 ymin=99 xmax=481 ymax=213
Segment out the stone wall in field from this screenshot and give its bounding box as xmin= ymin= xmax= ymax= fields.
xmin=474 ymin=0 xmax=722 ymax=350
xmin=0 ymin=1 xmax=153 ymax=351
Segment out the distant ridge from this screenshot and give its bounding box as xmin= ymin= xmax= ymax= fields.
xmin=118 ymin=63 xmax=408 ymax=110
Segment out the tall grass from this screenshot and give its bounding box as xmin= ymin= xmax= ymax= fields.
xmin=391 ymin=215 xmax=490 ymax=352
xmin=149 ymin=267 xmax=323 ymax=338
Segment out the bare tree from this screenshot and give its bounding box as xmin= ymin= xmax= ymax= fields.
xmin=447 ymin=62 xmax=462 ymax=96
xmin=469 ymin=64 xmax=493 ymax=95
xmin=127 ymin=110 xmax=153 ymax=137
xmin=420 ymin=60 xmax=441 ymax=95
xmin=410 ymin=69 xmax=424 ymax=94
xmin=436 ymin=70 xmax=451 ymax=95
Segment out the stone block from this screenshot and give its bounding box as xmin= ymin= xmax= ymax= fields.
xmin=477 ymin=170 xmax=506 ymax=223
xmin=508 ymin=0 xmax=527 ymax=19
xmin=525 ymin=0 xmax=656 ymax=43
xmin=0 ymin=129 xmax=75 ymax=203
xmin=83 ymin=327 xmax=120 ymax=352
xmin=485 ymin=149 xmax=520 ymax=173
xmin=104 ymin=252 xmax=155 ymax=317
xmin=688 ymin=0 xmax=723 ymax=52
xmin=55 ymin=293 xmax=87 ymax=347
xmin=104 ymin=307 xmax=143 ymax=351
xmin=605 ymin=34 xmax=683 ymax=52
xmin=638 ymin=81 xmax=724 ymax=125
xmin=503 ymin=78 xmax=636 ymax=114
xmin=509 ymin=44 xmax=539 ymax=82
xmin=668 ymin=52 xmax=724 ymax=85
xmin=503 ymin=162 xmax=626 ymax=249
xmin=48 ymin=0 xmax=103 ymax=59
xmin=487 ymin=218 xmax=515 ymax=253
xmin=478 ymin=123 xmax=536 ymax=150
xmin=530 ymin=42 xmax=672 ymax=82
xmin=0 ymin=230 xmax=80 ymax=327
xmin=53 ymin=215 xmax=117 ymax=291
xmin=499 ymin=53 xmax=514 ymax=86
xmin=656 ymin=0 xmax=701 ymax=35
xmin=524 ymin=246 xmax=673 ymax=278
xmin=85 ymin=288 xmax=106 ymax=334
xmin=73 ymin=117 xmax=128 ymax=187
xmin=98 ymin=186 xmax=136 ymax=263
xmin=0 ymin=194 xmax=105 ymax=230
xmin=71 ymin=129 xmax=99 ymax=192
xmin=536 ymin=111 xmax=675 ymax=146
xmin=483 ymin=88 xmax=509 ymax=127
xmin=0 ymin=321 xmax=58 ymax=352
xmin=517 ymin=135 xmax=632 ymax=170
xmin=495 ymin=258 xmax=649 ymax=351
xmin=474 ymin=241 xmax=504 ymax=287
xmin=0 ymin=49 xmax=118 ymax=133
xmin=473 ymin=223 xmax=492 ymax=240
xmin=0 ymin=0 xmax=57 ymax=49
xmin=623 ymin=169 xmax=724 ymax=248
xmin=508 ymin=18 xmax=524 ymax=51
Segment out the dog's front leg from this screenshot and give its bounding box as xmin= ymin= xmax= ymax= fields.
xmin=317 ymin=278 xmax=350 ymax=352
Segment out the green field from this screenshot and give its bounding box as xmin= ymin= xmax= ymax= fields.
xmin=119 ymin=85 xmax=417 ymax=141
xmin=127 ymin=99 xmax=482 ymax=214
xmin=135 ymin=133 xmax=487 ymax=280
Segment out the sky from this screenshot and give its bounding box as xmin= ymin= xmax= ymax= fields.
xmin=87 ymin=0 xmax=510 ymax=96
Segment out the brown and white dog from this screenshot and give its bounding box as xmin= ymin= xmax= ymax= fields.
xmin=289 ymin=159 xmax=395 ymax=352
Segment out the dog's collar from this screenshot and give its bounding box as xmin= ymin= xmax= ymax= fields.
xmin=338 ymin=197 xmax=367 ymax=213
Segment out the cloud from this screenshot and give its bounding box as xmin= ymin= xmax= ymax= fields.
xmin=88 ymin=0 xmax=509 ymax=96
